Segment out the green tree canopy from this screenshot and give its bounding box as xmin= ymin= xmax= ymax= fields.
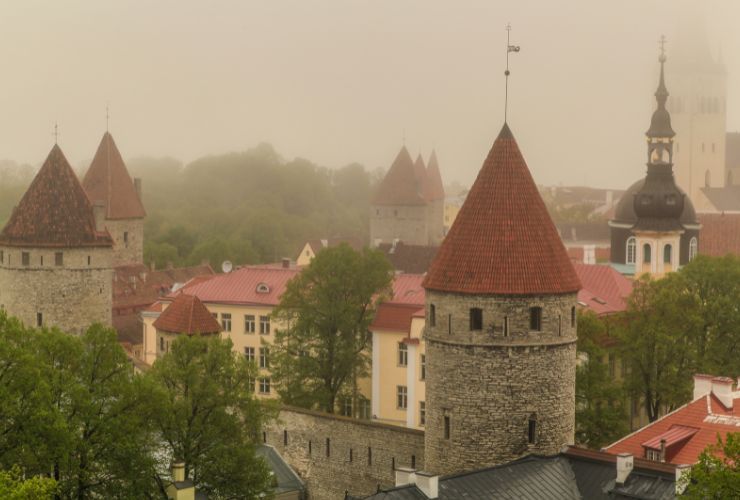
xmin=682 ymin=432 xmax=740 ymax=498
xmin=0 ymin=466 xmax=57 ymax=500
xmin=271 ymin=244 xmax=393 ymax=413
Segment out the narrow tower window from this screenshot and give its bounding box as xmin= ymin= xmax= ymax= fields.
xmin=429 ymin=304 xmax=436 ymax=327
xmin=503 ymin=316 xmax=509 ymax=337
xmin=123 ymin=231 xmax=129 ymax=247
xmin=444 ymin=416 xmax=450 ymax=439
xmin=663 ymin=244 xmax=672 ymax=264
xmin=447 ymin=314 xmax=451 ymax=335
xmin=55 ymin=252 xmax=63 ymax=266
xmin=36 ymin=312 xmax=43 ymax=327
xmin=528 ymin=415 xmax=537 ymax=444
xmin=571 ymin=306 xmax=576 ymax=328
xmin=529 ymin=307 xmax=542 ymax=332
xmin=326 ymin=438 xmax=330 ymax=458
xmin=626 ymin=237 xmax=636 ymax=264
xmin=21 ymin=252 xmax=29 ymax=266
xmin=469 ymin=308 xmax=483 ymax=331
xmin=643 ymin=244 xmax=652 ymax=264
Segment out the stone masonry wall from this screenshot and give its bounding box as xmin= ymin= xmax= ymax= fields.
xmin=104 ymin=218 xmax=144 ymax=266
xmin=0 ymin=246 xmax=113 ymax=333
xmin=424 ymin=291 xmax=577 ymax=475
xmin=370 ymin=205 xmax=429 ymax=246
xmin=266 ymin=407 xmax=425 ymax=500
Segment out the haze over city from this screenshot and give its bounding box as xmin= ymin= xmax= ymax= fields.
xmin=0 ymin=0 xmax=737 ymax=189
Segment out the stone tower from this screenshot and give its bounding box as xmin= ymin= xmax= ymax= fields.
xmin=82 ymin=132 xmax=146 ymax=266
xmin=610 ymin=49 xmax=700 ymax=277
xmin=370 ymin=146 xmax=445 ymax=246
xmin=0 ymin=144 xmax=113 ymax=333
xmin=422 ymin=123 xmax=581 ymax=475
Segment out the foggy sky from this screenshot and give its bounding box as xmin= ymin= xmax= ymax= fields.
xmin=0 ymin=0 xmax=737 ymax=189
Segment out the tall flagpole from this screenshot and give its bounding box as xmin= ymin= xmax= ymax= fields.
xmin=504 ymin=24 xmax=520 ymax=124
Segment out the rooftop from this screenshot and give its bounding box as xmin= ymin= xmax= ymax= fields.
xmin=373 ymin=146 xmax=427 ymax=206
xmin=574 ymin=263 xmax=633 ymax=316
xmin=153 ymin=293 xmax=221 ymax=335
xmin=376 ymin=242 xmax=438 ymax=274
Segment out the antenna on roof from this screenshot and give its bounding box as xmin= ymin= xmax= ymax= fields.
xmin=221 ymin=260 xmax=233 ymax=273
xmin=504 ymin=23 xmax=521 ymax=123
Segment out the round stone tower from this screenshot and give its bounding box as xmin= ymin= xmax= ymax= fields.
xmin=422 ymin=123 xmax=581 ymax=475
xmin=0 ymin=144 xmax=113 ymax=333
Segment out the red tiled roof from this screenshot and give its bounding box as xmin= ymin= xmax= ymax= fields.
xmin=387 ymin=273 xmax=426 ymax=306
xmin=82 ymin=133 xmax=146 ymax=220
xmin=0 ymin=144 xmax=113 ymax=248
xmin=697 ymin=213 xmax=740 ymax=256
xmin=113 ymin=263 xmax=215 ymax=309
xmin=424 ymin=124 xmax=581 ymax=295
xmin=574 ymin=263 xmax=633 ymax=315
xmin=642 ymin=425 xmax=698 ymax=450
xmin=371 ymin=303 xmax=424 ymax=332
xmin=423 ymin=150 xmax=445 ymax=201
xmin=606 ymin=391 xmax=740 ymax=464
xmin=372 ymin=146 xmax=426 ymax=206
xmin=413 ymin=154 xmax=427 ymax=186
xmin=175 ymin=265 xmax=300 ymax=306
xmin=153 ymin=293 xmax=221 ymax=335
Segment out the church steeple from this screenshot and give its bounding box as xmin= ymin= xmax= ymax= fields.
xmin=646 ymin=36 xmax=675 ymax=164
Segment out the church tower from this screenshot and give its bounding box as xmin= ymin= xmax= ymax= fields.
xmin=82 ymin=132 xmax=146 ymax=266
xmin=0 ymin=144 xmax=113 ymax=333
xmin=610 ymin=46 xmax=700 ymax=277
xmin=422 ymin=123 xmax=580 ymax=475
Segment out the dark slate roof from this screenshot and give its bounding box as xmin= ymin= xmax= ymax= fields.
xmin=256 ymin=445 xmax=305 ymax=495
xmin=353 ymin=448 xmax=676 ymax=500
xmin=699 ymin=186 xmax=740 ymax=212
xmin=376 ymin=242 xmax=438 ymax=274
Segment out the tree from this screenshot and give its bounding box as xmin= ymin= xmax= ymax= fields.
xmin=616 ymin=274 xmax=701 ymax=422
xmin=0 ymin=466 xmax=56 ymax=500
xmin=575 ymin=311 xmax=629 ymax=448
xmin=682 ymin=433 xmax=740 ymax=498
xmin=146 ymin=335 xmax=273 ymax=499
xmin=271 ymin=244 xmax=393 ymax=413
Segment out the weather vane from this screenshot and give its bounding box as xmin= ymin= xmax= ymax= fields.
xmin=505 ymin=23 xmax=521 ymax=123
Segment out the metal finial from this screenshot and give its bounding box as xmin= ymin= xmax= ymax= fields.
xmin=504 ymin=23 xmax=521 ymax=123
xmin=659 ymin=35 xmax=667 ymax=63
xmin=52 ymin=122 xmax=59 ymax=144
xmin=106 ymin=104 xmax=110 ymax=132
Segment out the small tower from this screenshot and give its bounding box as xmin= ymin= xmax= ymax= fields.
xmin=82 ymin=132 xmax=146 ymax=266
xmin=610 ymin=47 xmax=700 ymax=276
xmin=423 ymin=123 xmax=581 ymax=475
xmin=423 ymin=151 xmax=446 ymax=242
xmin=0 ymin=145 xmax=114 ymax=333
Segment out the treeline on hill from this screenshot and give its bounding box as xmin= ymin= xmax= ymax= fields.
xmin=127 ymin=143 xmax=381 ymax=268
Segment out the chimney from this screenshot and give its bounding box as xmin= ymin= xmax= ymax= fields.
xmin=616 ymin=453 xmax=634 ymax=484
xmin=711 ymin=376 xmax=734 ymax=409
xmin=675 ymin=464 xmax=691 ymax=495
xmin=134 ymin=177 xmax=143 ymax=202
xmin=394 ymin=467 xmax=416 ymax=487
xmin=660 ymin=439 xmax=667 ymax=462
xmin=92 ymin=200 xmax=106 ymax=232
xmin=171 ymin=462 xmax=185 ymax=482
xmin=693 ymin=374 xmax=713 ymax=400
xmin=281 ymin=258 xmax=291 ymax=269
xmin=415 ymin=471 xmax=439 ymax=499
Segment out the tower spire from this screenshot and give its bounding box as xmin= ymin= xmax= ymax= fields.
xmin=504 ymin=24 xmax=520 ymax=123
xmin=655 ymin=35 xmax=669 ymax=107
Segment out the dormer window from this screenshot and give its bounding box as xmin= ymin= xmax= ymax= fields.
xmin=665 ymin=194 xmax=676 ymax=206
xmin=256 ymin=283 xmax=270 ymax=294
xmin=640 ymin=195 xmax=652 ymax=206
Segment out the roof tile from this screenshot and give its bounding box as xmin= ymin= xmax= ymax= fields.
xmin=153 ymin=293 xmax=221 ymax=335
xmin=373 ymin=146 xmax=427 ymax=206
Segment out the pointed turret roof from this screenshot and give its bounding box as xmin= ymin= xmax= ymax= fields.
xmin=423 ymin=150 xmax=445 ymax=201
xmin=0 ymin=145 xmax=112 ymax=248
xmin=413 ymin=154 xmax=427 ymax=184
xmin=646 ymin=55 xmax=675 ymax=139
xmin=153 ymin=293 xmax=221 ymax=335
xmin=82 ymin=132 xmax=146 ymax=220
xmin=424 ymin=124 xmax=580 ymax=295
xmin=372 ymin=146 xmax=426 ymax=206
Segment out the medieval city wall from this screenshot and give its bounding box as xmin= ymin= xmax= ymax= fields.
xmin=266 ymin=406 xmax=425 ymax=500
xmin=105 ymin=218 xmax=144 ymax=266
xmin=0 ymin=246 xmax=113 ymax=333
xmin=370 ymin=204 xmax=429 ymax=246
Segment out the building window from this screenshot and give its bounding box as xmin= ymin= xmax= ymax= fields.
xmin=398 ymin=343 xmax=408 ymax=366
xmin=326 ymin=438 xmax=330 ymax=458
xmin=646 ymin=449 xmax=662 ymax=462
xmin=349 ymin=448 xmax=353 ymax=462
xmin=503 ymin=316 xmax=509 ymax=337
xmin=21 ymin=252 xmax=29 ymax=266
xmin=469 ymin=308 xmax=483 ymax=330
xmin=245 ymin=314 xmax=256 ymax=333
xmin=643 ymin=243 xmax=652 ymax=264
xmin=87 ymin=255 xmax=91 ymax=266
xmin=221 ymin=313 xmax=232 ymax=332
xmin=259 ymin=347 xmax=269 ymax=369
xmin=444 ymin=416 xmax=450 ymax=439
xmin=123 ymin=231 xmax=129 ymax=247
xmin=689 ymin=237 xmax=698 ymax=261
xmin=558 ymin=315 xmax=562 ymax=336
xmin=244 ymin=346 xmax=255 ymax=363
xmin=259 ymin=377 xmax=271 ymax=394
xmin=259 ymin=315 xmax=270 ymax=335
xmin=308 ymin=441 xmax=312 ymax=456
xmin=626 ymin=237 xmax=636 ymax=265
xmin=420 ymin=354 xmax=426 ymax=380
xmin=340 ymin=398 xmax=352 ymax=417
xmin=419 ymin=401 xmax=426 ymax=426
xmin=411 ymin=455 xmax=416 ymax=469
xmin=160 ymin=336 xmax=165 ymax=351
xmin=40 ymin=255 xmax=43 ymax=266
xmin=528 ymin=415 xmax=537 ymax=444
xmin=55 ymin=252 xmax=63 ymax=266
xmin=571 ymin=306 xmax=576 ymax=328
xmin=397 ymin=386 xmax=407 ymax=410
xmin=609 ymin=353 xmax=616 ymax=378
xmin=358 ymin=398 xmax=371 ymax=420
xmin=36 ymin=312 xmax=43 ymax=327
xmin=429 ymin=304 xmax=436 ymax=327
xmin=663 ymin=244 xmax=672 ymax=264
xmin=529 ymin=307 xmax=542 ymax=332
xmin=702 ymin=142 xmax=705 ymax=153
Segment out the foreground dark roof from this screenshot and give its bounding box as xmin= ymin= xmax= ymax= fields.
xmin=353 ymin=447 xmax=676 ymax=500
xmin=256 ymin=445 xmax=305 ymax=495
xmin=377 ymin=242 xmax=438 ymax=274
xmin=82 ymin=132 xmax=146 ymax=220
xmin=424 ymin=124 xmax=580 ymax=295
xmin=0 ymin=144 xmax=112 ymax=248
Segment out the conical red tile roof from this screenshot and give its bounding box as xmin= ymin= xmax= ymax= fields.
xmin=372 ymin=146 xmax=426 ymax=206
xmin=424 ymin=124 xmax=580 ymax=295
xmin=153 ymin=293 xmax=221 ymax=335
xmin=82 ymin=132 xmax=145 ymax=220
xmin=0 ymin=145 xmax=112 ymax=248
xmin=423 ymin=150 xmax=445 ymax=201
xmin=413 ymin=154 xmax=427 ymax=185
